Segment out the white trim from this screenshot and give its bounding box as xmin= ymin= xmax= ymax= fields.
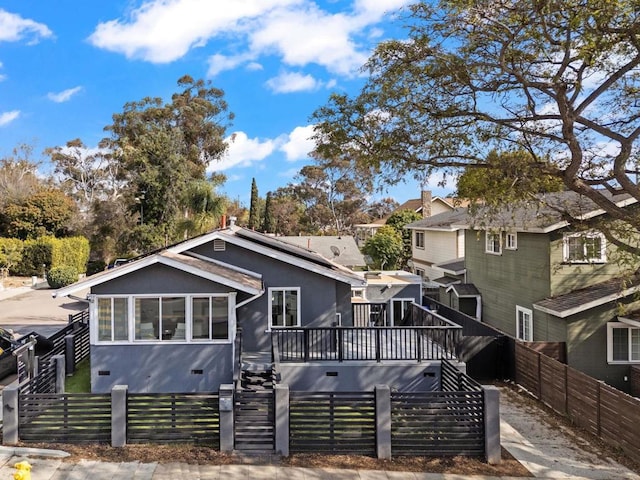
xmin=485 ymin=231 xmax=502 ymax=255
xmin=505 ymin=232 xmax=517 ymax=250
xmin=562 ymin=231 xmax=607 ymax=264
xmin=516 ymin=306 xmax=533 ymax=342
xmin=268 ymin=287 xmax=301 ymax=330
xmin=390 ymin=298 xmax=414 ymax=327
xmin=169 ymin=229 xmax=366 ymax=287
xmin=54 ymin=252 xmax=262 ymax=298
xmin=184 ymin=251 xmax=262 ymax=279
xmin=533 ymin=284 xmax=640 ymax=318
xmin=415 ymin=231 xmax=425 ymax=249
xmin=92 ymin=293 xmax=234 ymax=345
xmin=607 ymin=322 xmax=640 ymax=364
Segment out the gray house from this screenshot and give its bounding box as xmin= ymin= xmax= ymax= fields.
xmin=55 ymin=226 xmax=428 ymax=394
xmin=55 ymin=226 xmax=369 ymax=393
xmin=455 ymin=191 xmax=640 ymax=391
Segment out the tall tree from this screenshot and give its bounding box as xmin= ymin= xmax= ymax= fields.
xmin=177 ymin=175 xmax=227 ymax=237
xmin=386 ymin=209 xmax=423 ymax=268
xmin=262 ymin=192 xmax=275 ymax=233
xmin=312 ymin=0 xmax=640 ymax=255
xmin=248 ymin=178 xmax=260 ymax=230
xmin=362 ymin=225 xmax=404 ymax=270
xmin=0 ymin=144 xmax=42 ymax=209
xmin=102 ymin=75 xmax=233 ymax=247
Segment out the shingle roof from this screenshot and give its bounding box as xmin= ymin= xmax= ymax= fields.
xmin=277 ymin=235 xmax=366 ymax=267
xmin=453 ymin=191 xmax=635 ymax=233
xmin=533 ymin=277 xmax=640 ymax=318
xmin=435 ymin=258 xmax=466 ymax=275
xmin=432 ymin=275 xmax=462 ymax=286
xmin=405 ymin=208 xmax=469 ymax=231
xmin=447 ymin=283 xmax=480 ymax=296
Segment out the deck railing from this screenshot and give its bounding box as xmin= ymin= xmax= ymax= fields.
xmin=273 ymin=326 xmax=461 ymax=363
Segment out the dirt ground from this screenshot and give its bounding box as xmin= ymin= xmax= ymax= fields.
xmin=0 ymin=276 xmax=34 ymax=289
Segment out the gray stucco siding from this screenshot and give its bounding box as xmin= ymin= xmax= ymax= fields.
xmin=91 ymin=263 xmax=235 ymax=295
xmin=90 ymin=343 xmax=232 ymax=393
xmin=465 ymin=230 xmax=551 ymax=336
xmin=278 ymin=362 xmax=440 ymax=392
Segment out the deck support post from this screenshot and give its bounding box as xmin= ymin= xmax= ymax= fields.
xmin=3 ymin=383 xmax=19 ymax=445
xmin=54 ymin=354 xmax=65 ymax=393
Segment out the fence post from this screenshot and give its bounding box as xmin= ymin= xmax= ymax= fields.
xmin=219 ymin=384 xmax=234 ymax=452
xmin=65 ymin=335 xmax=75 ymax=375
xmin=111 ymin=385 xmax=128 ymax=447
xmin=2 ymin=383 xmax=19 ymax=445
xmin=53 ymin=354 xmax=65 ymax=394
xmin=375 ymin=384 xmax=392 ymax=459
xmin=483 ymin=385 xmax=501 ymax=464
xmin=274 ymin=383 xmax=290 ymax=456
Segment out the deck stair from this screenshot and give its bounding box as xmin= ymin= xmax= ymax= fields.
xmin=234 ymin=351 xmax=275 ymax=453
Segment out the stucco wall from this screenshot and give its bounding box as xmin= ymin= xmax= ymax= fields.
xmin=278 ymin=362 xmax=440 ymax=392
xmin=91 ymin=343 xmax=233 ymax=393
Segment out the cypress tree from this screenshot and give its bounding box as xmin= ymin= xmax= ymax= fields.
xmin=248 ymin=178 xmax=259 ymax=230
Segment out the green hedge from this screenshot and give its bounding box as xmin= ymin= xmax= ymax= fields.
xmin=1 ymin=236 xmax=90 ymax=276
xmin=47 ymin=266 xmax=79 ymax=289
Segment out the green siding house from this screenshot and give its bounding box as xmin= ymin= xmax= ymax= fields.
xmin=459 ymin=191 xmax=640 ymax=392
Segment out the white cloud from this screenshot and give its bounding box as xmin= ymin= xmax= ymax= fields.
xmin=280 ymin=125 xmax=315 ymax=160
xmin=88 ymin=0 xmax=411 ymax=78
xmin=211 ymin=131 xmax=278 ymax=171
xmin=0 ymin=9 xmax=53 ymax=44
xmin=47 ymin=86 xmax=83 ymax=103
xmin=0 ymin=110 xmax=20 ymax=126
xmin=266 ymin=71 xmax=319 ymax=93
xmin=246 ymin=62 xmax=263 ymax=71
xmin=88 ymin=0 xmax=300 ymax=63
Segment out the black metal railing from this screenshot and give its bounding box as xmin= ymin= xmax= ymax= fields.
xmin=272 ymin=324 xmax=461 ymax=363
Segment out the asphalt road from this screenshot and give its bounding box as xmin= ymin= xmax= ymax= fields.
xmin=0 ymin=287 xmax=89 ymax=338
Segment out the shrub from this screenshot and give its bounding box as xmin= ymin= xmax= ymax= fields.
xmin=15 ymin=239 xmax=53 ymax=276
xmin=47 ymin=266 xmax=78 ymax=289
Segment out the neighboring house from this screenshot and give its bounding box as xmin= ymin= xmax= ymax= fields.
xmin=452 ymin=190 xmax=640 ymax=391
xmin=351 ymin=270 xmax=422 ymax=326
xmin=354 ymin=191 xmax=455 ymax=247
xmin=405 ymin=208 xmax=468 ymax=286
xmin=55 ymin=226 xmax=367 ymax=393
xmin=277 ymin=235 xmax=366 ymax=270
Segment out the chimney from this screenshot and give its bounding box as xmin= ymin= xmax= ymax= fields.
xmin=421 ymin=190 xmax=432 ymax=218
xmin=229 ymin=216 xmax=237 ymax=227
xmin=221 ymin=215 xmax=227 ymax=229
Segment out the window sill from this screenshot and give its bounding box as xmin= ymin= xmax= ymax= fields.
xmin=93 ymin=340 xmax=232 ymax=346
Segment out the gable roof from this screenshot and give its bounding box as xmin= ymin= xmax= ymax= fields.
xmin=277 ymin=235 xmax=366 ymax=268
xmin=405 ymin=208 xmax=469 ymax=232
xmin=533 ymin=277 xmax=640 ymax=318
xmin=452 ymin=191 xmax=636 ymax=234
xmin=168 ymin=227 xmax=365 ymax=286
xmin=435 ymin=258 xmax=466 ymax=275
xmin=54 ymin=251 xmax=264 ymax=298
xmin=446 ymin=284 xmax=480 ymax=297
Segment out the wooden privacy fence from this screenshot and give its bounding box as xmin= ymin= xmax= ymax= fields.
xmin=516 ymin=342 xmax=640 ymax=465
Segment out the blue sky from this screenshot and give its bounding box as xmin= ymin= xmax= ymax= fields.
xmin=0 ymin=0 xmax=452 ymax=206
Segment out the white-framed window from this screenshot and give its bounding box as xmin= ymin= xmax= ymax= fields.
xmin=563 ymin=232 xmax=606 ymax=263
xmin=485 ymin=231 xmax=502 ymax=255
xmin=506 ymin=232 xmax=517 ymax=250
xmin=415 ymin=268 xmax=425 ymax=279
xmin=516 ymin=306 xmax=533 ymax=342
xmin=269 ymin=287 xmax=300 ymax=329
xmin=94 ymin=294 xmax=233 ymax=344
xmin=97 ymin=297 xmax=129 ymax=342
xmin=351 ymin=288 xmax=365 ymax=300
xmin=391 ymin=298 xmax=414 ymax=326
xmin=415 ymin=231 xmax=425 ymax=249
xmin=607 ymin=322 xmax=640 ymax=363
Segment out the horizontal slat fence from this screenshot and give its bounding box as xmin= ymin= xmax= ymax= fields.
xmin=19 ymin=393 xmax=111 ymax=443
xmin=441 ymin=359 xmax=482 ymax=392
xmin=515 ymin=341 xmax=640 ymax=465
xmin=289 ymin=392 xmax=376 ymax=455
xmin=390 ymin=391 xmax=485 ymax=456
xmin=127 ymin=394 xmax=220 ymax=446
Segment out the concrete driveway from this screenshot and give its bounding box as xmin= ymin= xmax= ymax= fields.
xmin=0 ymin=287 xmax=89 ymax=338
